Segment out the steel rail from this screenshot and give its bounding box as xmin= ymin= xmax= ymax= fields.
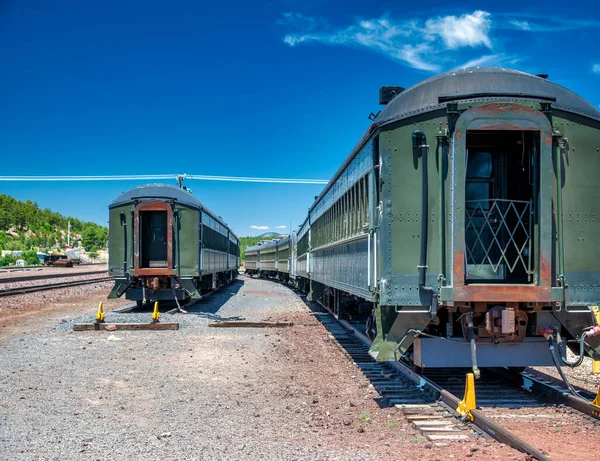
xmin=332 ymin=317 xmax=550 ymax=461
xmin=0 ymin=277 xmax=113 ymax=297
xmin=0 ymin=270 xmax=107 ymax=284
xmin=490 ymin=367 xmax=600 ymax=421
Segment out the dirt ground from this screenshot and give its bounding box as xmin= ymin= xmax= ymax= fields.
xmin=0 ymin=277 xmax=532 ymax=460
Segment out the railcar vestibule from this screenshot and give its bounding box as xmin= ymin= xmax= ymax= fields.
xmin=465 ymin=130 xmax=538 ymax=284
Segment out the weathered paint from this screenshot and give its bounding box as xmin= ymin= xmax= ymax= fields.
xmin=133 ymin=200 xmax=174 ymax=277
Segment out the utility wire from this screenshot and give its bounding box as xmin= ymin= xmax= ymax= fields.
xmin=0 ymin=174 xmax=328 ymax=185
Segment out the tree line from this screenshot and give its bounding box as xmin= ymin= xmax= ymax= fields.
xmin=0 ymin=193 xmax=108 ymax=256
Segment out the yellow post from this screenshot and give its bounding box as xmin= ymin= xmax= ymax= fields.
xmin=95 ymin=302 xmax=105 ymax=323
xmin=457 ymin=373 xmax=476 ymax=421
xmin=591 ymin=385 xmax=600 ymax=410
xmin=593 ymin=360 xmax=600 ymax=375
xmin=151 ymin=301 xmax=160 ymax=323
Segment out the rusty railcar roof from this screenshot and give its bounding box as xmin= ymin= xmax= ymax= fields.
xmin=109 ymin=183 xmax=230 ymax=230
xmin=310 ymin=66 xmax=600 ymax=213
xmin=376 ymin=66 xmax=600 ymax=125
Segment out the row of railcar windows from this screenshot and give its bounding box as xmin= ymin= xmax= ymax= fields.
xmin=311 ymin=175 xmax=369 ymax=250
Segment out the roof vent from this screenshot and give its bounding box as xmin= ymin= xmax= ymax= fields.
xmin=379 ymin=86 xmax=405 ymax=105
xmin=536 ymin=73 xmax=549 ymax=79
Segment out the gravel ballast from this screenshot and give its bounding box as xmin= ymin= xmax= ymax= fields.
xmin=0 ymin=276 xmax=537 ymax=460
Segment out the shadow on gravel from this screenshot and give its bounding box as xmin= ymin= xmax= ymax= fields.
xmin=118 ymin=278 xmax=244 ymax=317
xmin=185 ymin=278 xmax=244 ymax=315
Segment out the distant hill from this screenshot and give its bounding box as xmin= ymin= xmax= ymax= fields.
xmin=257 ymin=232 xmax=281 ymax=238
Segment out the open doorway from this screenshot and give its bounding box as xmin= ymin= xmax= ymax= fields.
xmin=465 ymin=130 xmax=538 ymax=284
xmin=140 ymin=210 xmax=168 ymax=268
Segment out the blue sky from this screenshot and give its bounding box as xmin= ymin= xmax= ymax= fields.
xmin=1 ymin=1 xmax=599 ymax=236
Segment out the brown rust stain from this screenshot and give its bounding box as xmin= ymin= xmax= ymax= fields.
xmin=538 ymin=254 xmax=552 ymax=288
xmin=452 ymin=285 xmax=552 ymax=303
xmin=476 ymin=122 xmax=538 ymax=131
xmin=133 ymin=200 xmax=174 ymax=277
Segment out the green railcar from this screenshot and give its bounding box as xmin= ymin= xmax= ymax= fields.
xmin=108 ymin=184 xmax=239 ymax=304
xmin=299 ymin=67 xmax=600 ymax=371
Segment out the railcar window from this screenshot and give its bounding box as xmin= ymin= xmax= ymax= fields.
xmin=311 ymin=174 xmax=369 ymax=249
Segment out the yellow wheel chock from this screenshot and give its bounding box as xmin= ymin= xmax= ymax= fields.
xmin=591 ymin=384 xmax=600 ymax=410
xmin=151 ymin=301 xmax=160 ymax=323
xmin=95 ymin=302 xmax=105 ymax=324
xmin=457 ymin=372 xmax=477 ymax=421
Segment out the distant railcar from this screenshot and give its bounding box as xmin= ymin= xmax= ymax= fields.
xmin=108 ymin=184 xmax=239 ymax=304
xmin=244 ymin=244 xmax=260 ymax=276
xmin=275 ymin=237 xmax=290 ymax=282
xmin=260 ymin=67 xmax=600 ymax=372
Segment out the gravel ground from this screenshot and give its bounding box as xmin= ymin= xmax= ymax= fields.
xmin=0 ymin=265 xmax=106 ymax=281
xmin=0 ymin=274 xmax=109 ymax=292
xmin=484 ymin=406 xmax=600 ymax=461
xmin=529 ymin=353 xmax=600 ymax=395
xmin=0 ymin=276 xmax=526 ymax=460
xmin=0 ymin=280 xmax=117 ymax=321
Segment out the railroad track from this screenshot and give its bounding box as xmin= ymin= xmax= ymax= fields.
xmin=0 ymin=277 xmax=113 ymax=297
xmin=0 ymin=270 xmax=108 ymax=284
xmin=310 ymin=302 xmax=600 ymax=461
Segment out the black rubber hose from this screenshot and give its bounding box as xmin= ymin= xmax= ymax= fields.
xmin=548 ymin=336 xmax=589 ymax=400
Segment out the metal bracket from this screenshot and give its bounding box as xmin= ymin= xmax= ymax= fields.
xmin=440 ymin=286 xmax=454 ymax=302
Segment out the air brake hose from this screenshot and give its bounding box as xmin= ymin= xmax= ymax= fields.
xmin=543 ymin=326 xmax=600 ymax=399
xmin=547 ymin=335 xmax=588 ymax=399
xmin=467 ymin=313 xmax=481 ymax=379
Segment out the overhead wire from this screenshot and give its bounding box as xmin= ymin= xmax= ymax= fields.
xmin=0 ymin=174 xmax=329 ymax=185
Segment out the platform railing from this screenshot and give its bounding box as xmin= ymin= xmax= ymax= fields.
xmin=465 ymin=198 xmax=533 ymax=278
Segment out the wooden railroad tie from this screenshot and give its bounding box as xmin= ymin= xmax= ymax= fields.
xmin=73 ymin=323 xmax=179 ymax=331
xmin=208 ymin=321 xmax=293 ymax=328
xmin=72 ymin=301 xmax=179 ymax=331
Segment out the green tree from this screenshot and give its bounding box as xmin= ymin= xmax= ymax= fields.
xmin=0 ymin=254 xmax=15 ymax=267
xmin=82 ymin=227 xmax=98 ymax=251
xmin=23 ymin=250 xmax=40 ymax=266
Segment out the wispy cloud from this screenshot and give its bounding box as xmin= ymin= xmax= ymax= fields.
xmin=509 ymin=20 xmax=531 ymax=31
xmin=500 ymin=14 xmax=600 ymax=32
xmin=458 ymin=53 xmax=521 ymax=69
xmin=593 ymin=63 xmax=600 ymax=74
xmin=281 ymin=11 xmax=600 ymax=73
xmin=281 ymin=10 xmax=494 ymax=72
xmin=276 ymin=225 xmax=286 ymax=229
xmin=250 ymin=225 xmax=270 ymax=230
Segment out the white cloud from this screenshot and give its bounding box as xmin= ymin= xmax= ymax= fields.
xmin=424 ymin=10 xmax=492 ymax=49
xmin=250 ymin=225 xmax=270 ymax=230
xmin=458 ymin=53 xmax=521 ymax=69
xmin=593 ymin=64 xmax=600 ymax=74
xmin=509 ymin=20 xmax=530 ymax=31
xmin=281 ymin=11 xmax=494 ymax=72
xmin=276 ymin=225 xmax=286 ymax=229
xmin=500 ymin=14 xmax=600 ymax=32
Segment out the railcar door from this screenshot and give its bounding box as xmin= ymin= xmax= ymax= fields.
xmin=464 ymin=130 xmax=536 ymax=284
xmin=140 ymin=210 xmax=168 ymax=268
